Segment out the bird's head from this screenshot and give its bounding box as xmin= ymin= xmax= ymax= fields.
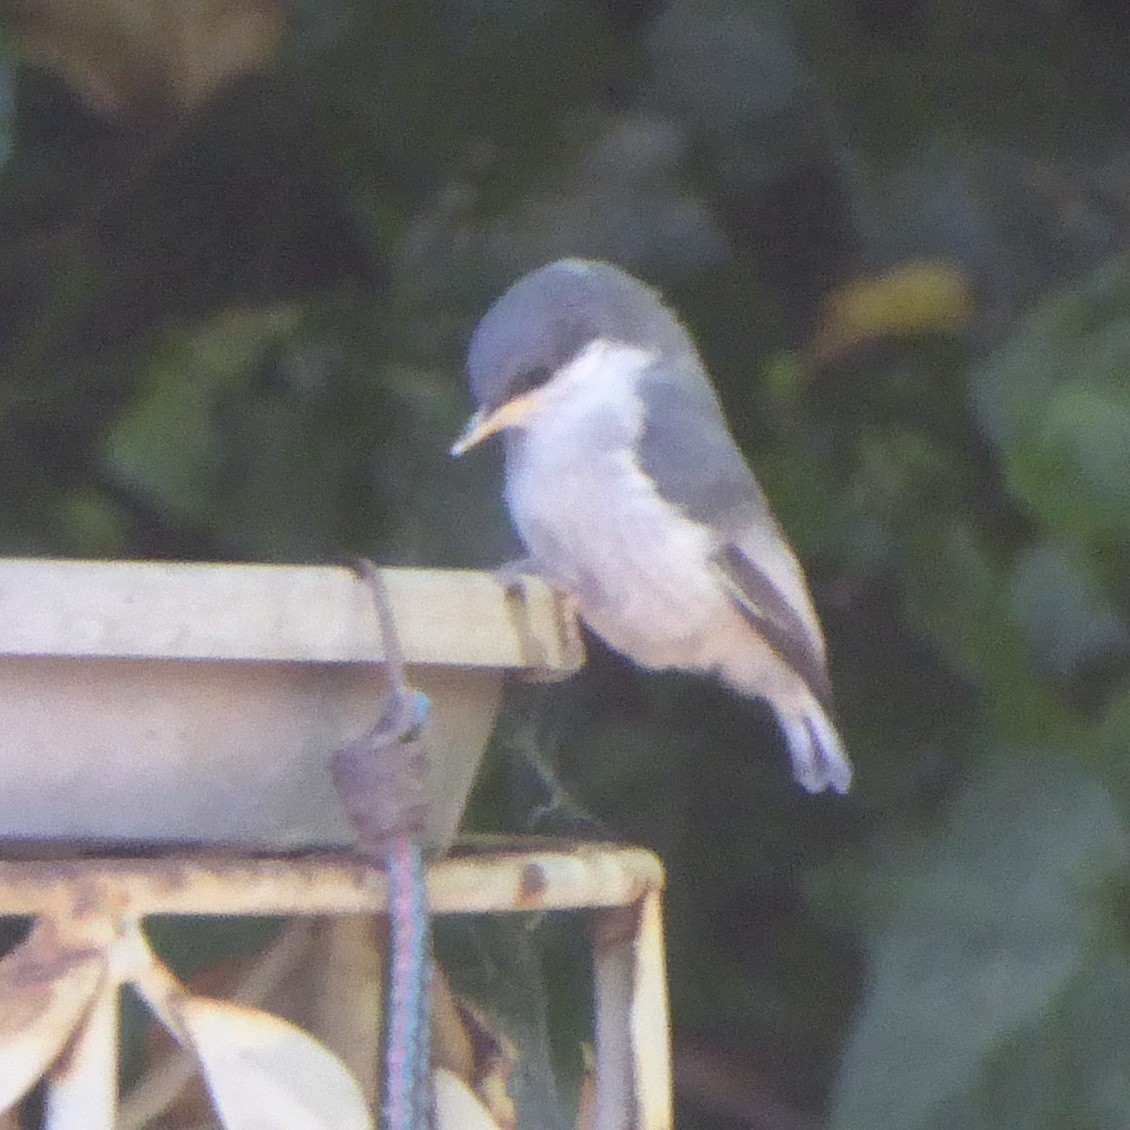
xmin=451 ymin=259 xmax=689 ymax=455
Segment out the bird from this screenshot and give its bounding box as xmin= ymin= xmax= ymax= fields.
xmin=450 ymin=259 xmax=851 ymax=794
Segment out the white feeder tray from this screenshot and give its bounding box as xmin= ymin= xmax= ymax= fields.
xmin=0 ymin=559 xmax=581 ymax=853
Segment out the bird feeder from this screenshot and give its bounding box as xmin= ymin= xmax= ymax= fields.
xmin=0 ymin=559 xmax=673 ymax=1129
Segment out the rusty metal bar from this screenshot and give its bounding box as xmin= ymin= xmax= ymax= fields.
xmin=0 ymin=842 xmax=670 ymax=1129
xmin=631 ymin=891 xmax=674 ymax=1130
xmin=0 ymin=843 xmax=663 ymax=919
xmin=592 ymin=903 xmax=636 ymax=1130
xmin=591 ymin=891 xmax=675 ymax=1130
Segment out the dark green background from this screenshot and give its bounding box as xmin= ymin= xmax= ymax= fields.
xmin=4 ymin=1 xmax=1130 ymax=1126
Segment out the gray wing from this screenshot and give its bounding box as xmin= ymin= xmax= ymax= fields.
xmin=637 ymin=361 xmax=833 ymax=709
xmin=636 ymin=359 xmax=769 ymax=529
xmin=713 ymin=543 xmax=833 ymax=709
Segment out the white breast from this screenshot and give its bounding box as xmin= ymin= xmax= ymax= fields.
xmin=503 ymin=341 xmax=733 ymax=670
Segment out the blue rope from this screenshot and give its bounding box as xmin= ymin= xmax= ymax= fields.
xmin=334 ymin=565 xmax=431 ymax=1130
xmin=385 ymin=833 xmax=431 ymax=1129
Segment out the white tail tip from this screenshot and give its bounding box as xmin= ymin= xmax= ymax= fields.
xmin=779 ymin=705 xmax=852 ymax=794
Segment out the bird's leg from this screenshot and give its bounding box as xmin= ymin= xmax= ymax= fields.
xmin=494 ymin=559 xmax=586 ymax=679
xmin=504 ymin=707 xmax=612 ymax=839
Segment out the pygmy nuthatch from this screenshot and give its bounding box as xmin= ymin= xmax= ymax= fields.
xmin=452 ymin=259 xmax=851 ymax=794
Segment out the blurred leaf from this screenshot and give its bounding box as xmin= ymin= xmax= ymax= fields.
xmin=831 ymin=429 xmax=960 ymax=571
xmin=904 ymin=520 xmax=1075 ymax=745
xmin=1094 ymin=683 xmax=1130 ymax=799
xmin=435 ymin=1067 xmax=505 ymax=1129
xmin=0 ymin=39 xmax=15 ymax=177
xmin=973 ymin=256 xmax=1130 ymax=546
xmin=1059 ymin=956 xmax=1130 ymax=1126
xmin=842 ymin=137 xmax=1130 ymax=331
xmin=643 ymin=0 xmax=824 ymax=192
xmin=905 ymin=520 xmax=1007 ymax=678
xmin=102 ymin=307 xmax=296 ymax=526
xmin=0 ymin=923 xmax=104 ymax=1112
xmin=134 ymin=922 xmax=374 ymax=1130
xmin=432 ymin=970 xmax=518 ymax=1128
xmin=435 ymin=917 xmax=572 ymax=1130
xmin=933 ymin=952 xmax=1130 ymax=1129
xmin=843 ymin=141 xmax=1006 ymax=283
xmin=11 ymin=0 xmax=282 ymax=119
xmin=180 ymin=995 xmax=374 ymax=1129
xmin=51 ymin=485 xmax=131 ymax=557
xmin=1008 ymin=540 xmax=1130 ymax=679
xmin=1013 ymin=384 xmax=1130 ymax=546
xmin=832 ymin=757 xmax=1130 ymax=1130
xmin=808 ymin=259 xmax=971 ymax=363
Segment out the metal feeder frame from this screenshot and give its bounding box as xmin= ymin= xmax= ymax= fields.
xmin=0 ymin=560 xmax=673 ymax=1129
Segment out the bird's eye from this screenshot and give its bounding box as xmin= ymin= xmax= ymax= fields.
xmin=508 ymin=365 xmax=553 ymax=399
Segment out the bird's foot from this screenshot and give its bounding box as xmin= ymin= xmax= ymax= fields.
xmin=492 ymin=557 xmax=546 ymax=594
xmin=494 ymin=560 xmax=586 ymax=680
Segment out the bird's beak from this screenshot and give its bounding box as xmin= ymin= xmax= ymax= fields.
xmin=450 ymin=394 xmax=540 ymax=456
xmin=450 ymin=408 xmax=495 ymax=456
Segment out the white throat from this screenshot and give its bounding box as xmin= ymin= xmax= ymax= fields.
xmin=531 ymin=338 xmax=656 ymax=425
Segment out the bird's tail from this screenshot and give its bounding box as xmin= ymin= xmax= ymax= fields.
xmin=778 ymin=700 xmax=852 ymax=794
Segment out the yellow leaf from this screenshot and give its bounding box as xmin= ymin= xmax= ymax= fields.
xmin=810 ymin=259 xmax=971 ymax=363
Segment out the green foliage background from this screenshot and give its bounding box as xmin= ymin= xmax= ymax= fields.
xmin=5 ymin=1 xmax=1130 ymax=1126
